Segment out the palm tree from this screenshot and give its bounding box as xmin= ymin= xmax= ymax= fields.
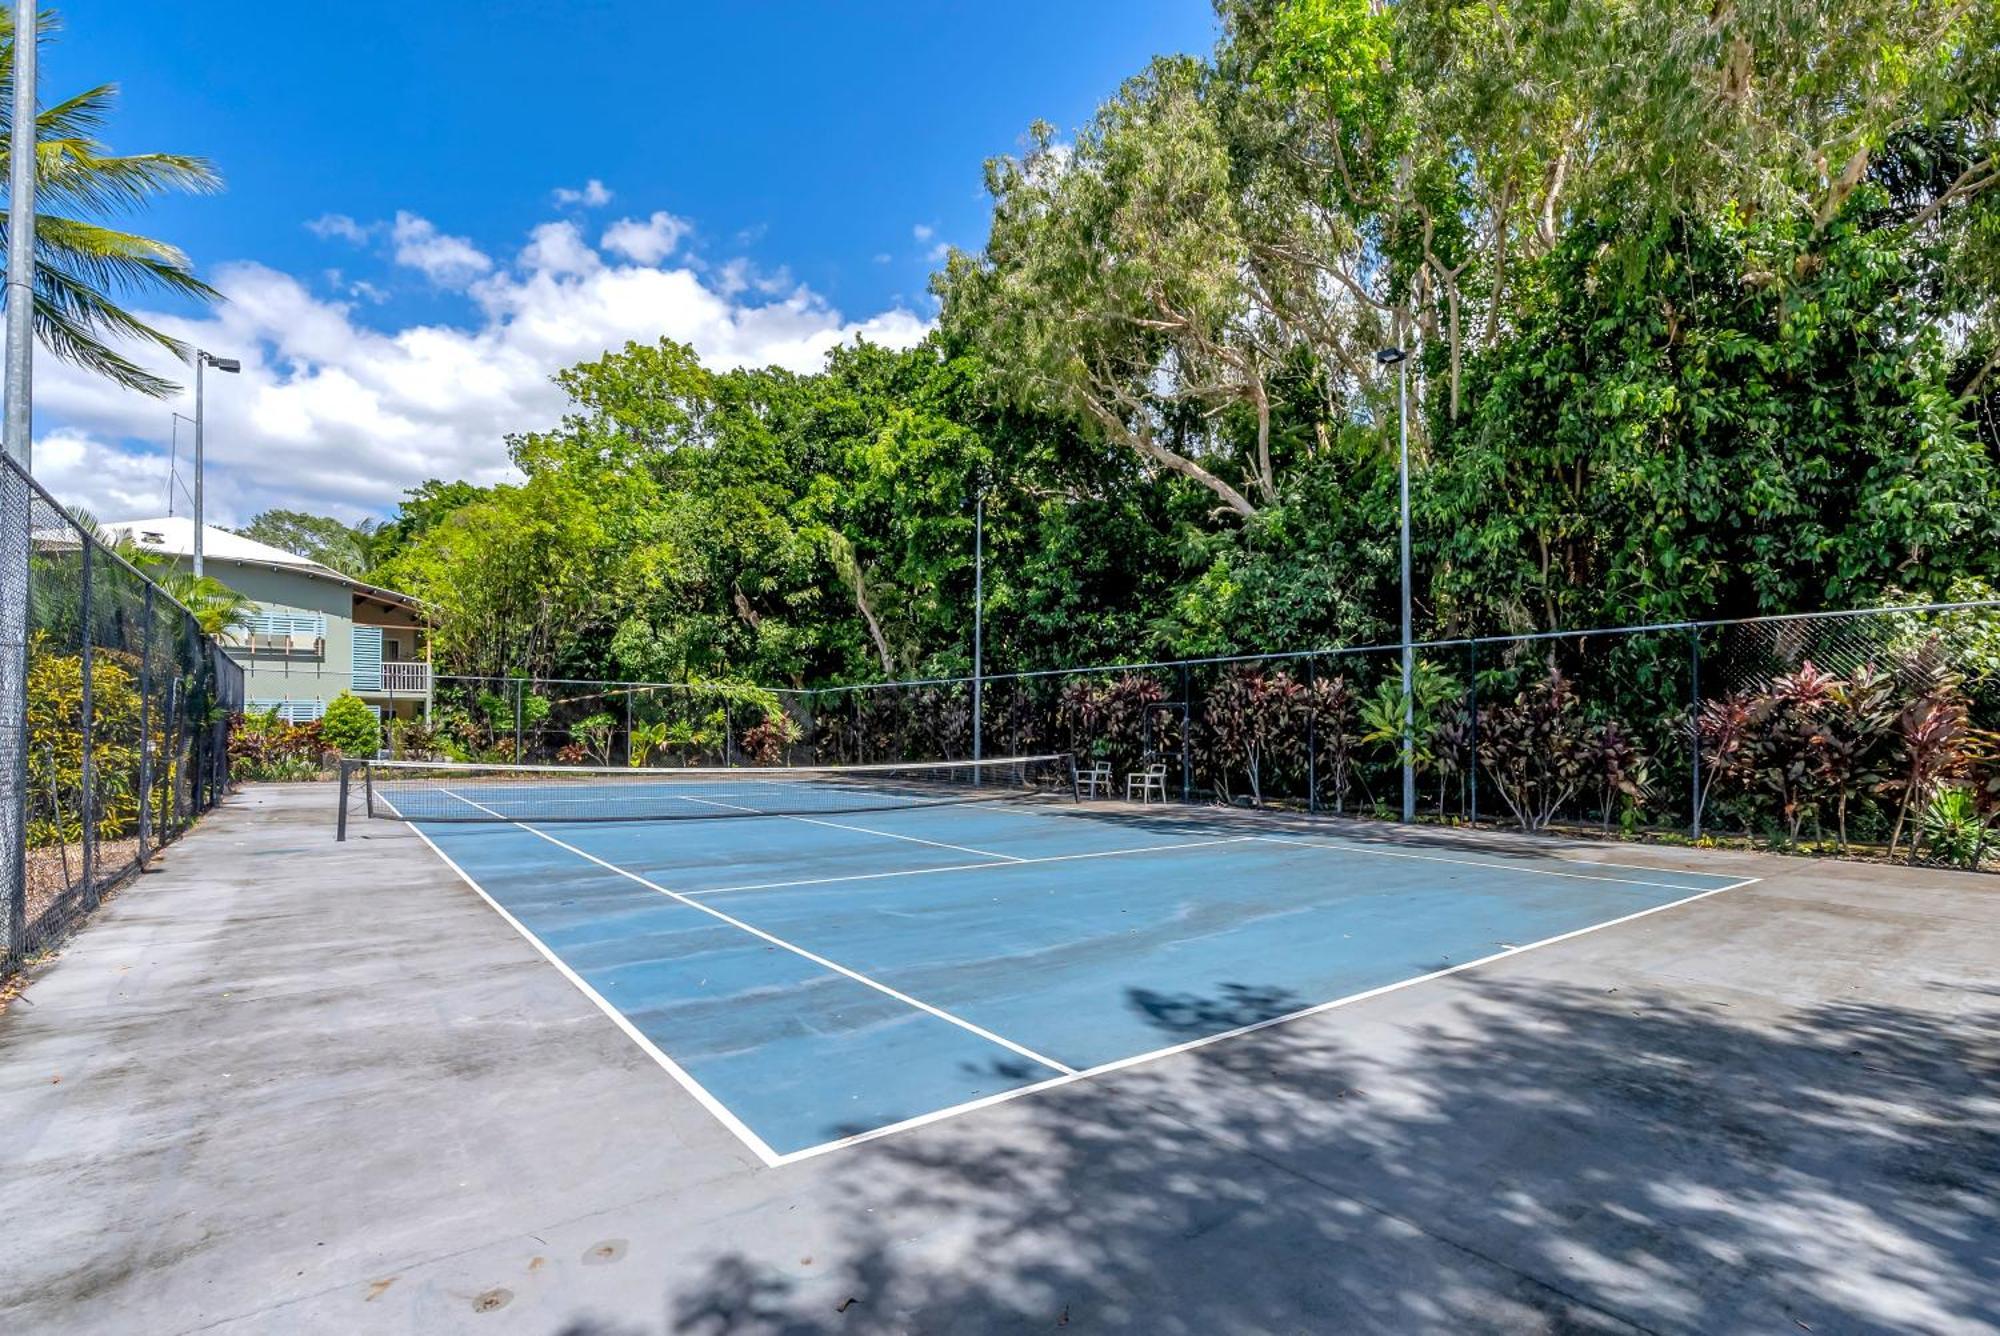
xmin=2 ymin=8 xmax=221 ymax=397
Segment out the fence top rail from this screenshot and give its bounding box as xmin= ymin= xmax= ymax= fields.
xmin=3 ymin=448 xmax=213 ymax=628
xmin=418 ymin=596 xmax=2000 ymax=703
xmin=790 ymin=597 xmax=2000 ymax=695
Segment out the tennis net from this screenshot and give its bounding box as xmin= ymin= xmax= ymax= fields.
xmin=337 ymin=753 xmax=1077 ymax=836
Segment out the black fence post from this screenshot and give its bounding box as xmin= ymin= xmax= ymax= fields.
xmin=79 ymin=540 xmax=95 ymax=906
xmin=137 ymin=585 xmax=153 ymax=863
xmin=1466 ymin=640 xmax=1478 ymax=826
xmin=624 ymin=688 xmax=634 ymax=766
xmin=1305 ymin=656 xmax=1318 ymax=815
xmin=1179 ymin=664 xmax=1193 ymax=802
xmin=512 ymin=679 xmax=524 ymax=763
xmin=1689 ymin=629 xmax=1703 ymax=839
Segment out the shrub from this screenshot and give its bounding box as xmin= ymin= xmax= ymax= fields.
xmin=1303 ymin=674 xmax=1359 ymax=813
xmin=230 ymin=708 xmax=329 ymax=781
xmin=1477 ymin=668 xmax=1592 ymax=830
xmin=1920 ymin=787 xmax=1990 ymax=869
xmin=1816 ymin=664 xmax=1897 ymax=849
xmin=573 ymin=711 xmax=618 ymax=765
xmin=1747 ymin=661 xmax=1837 ymax=845
xmin=321 ymin=693 xmax=383 ymax=758
xmin=1588 ymin=717 xmax=1648 ymax=833
xmin=739 ymin=712 xmax=802 ymax=766
xmin=389 ymin=716 xmax=448 ymax=761
xmin=26 ymin=632 xmax=142 ymax=846
xmin=1203 ymin=666 xmax=1303 ymax=806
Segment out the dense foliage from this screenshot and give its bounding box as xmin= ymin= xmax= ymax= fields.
xmin=263 ymin=1 xmax=1997 ymax=700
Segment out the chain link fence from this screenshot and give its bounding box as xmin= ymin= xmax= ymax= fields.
xmin=2 ymin=450 xmax=242 ymax=979
xmin=389 ymin=598 xmax=2000 ymax=868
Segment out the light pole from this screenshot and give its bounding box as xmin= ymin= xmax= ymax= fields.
xmin=4 ymin=0 xmax=37 ymax=473
xmin=3 ymin=0 xmax=39 ymax=961
xmin=971 ymin=484 xmax=984 ymax=771
xmin=1376 ymin=346 xmax=1414 ymax=823
xmin=191 ymin=350 xmax=239 ymax=576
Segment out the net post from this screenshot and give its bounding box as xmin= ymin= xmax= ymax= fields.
xmin=1066 ymin=752 xmax=1080 ymax=803
xmin=336 ymin=760 xmax=351 ymax=842
xmin=1688 ymin=629 xmax=1703 ymax=839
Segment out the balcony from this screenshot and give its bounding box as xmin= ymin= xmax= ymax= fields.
xmin=379 ymin=661 xmax=431 ymax=694
xmin=351 ymin=623 xmax=431 ymax=696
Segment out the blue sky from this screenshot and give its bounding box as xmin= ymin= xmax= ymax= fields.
xmin=37 ymin=0 xmax=1218 ymax=523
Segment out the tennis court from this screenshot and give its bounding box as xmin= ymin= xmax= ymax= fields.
xmin=355 ymin=756 xmax=1755 ymax=1164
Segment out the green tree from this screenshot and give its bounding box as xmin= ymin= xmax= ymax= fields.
xmin=321 ymin=693 xmax=382 ymax=759
xmin=236 ymin=510 xmax=374 ymax=576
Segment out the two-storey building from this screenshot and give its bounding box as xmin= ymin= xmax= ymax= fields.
xmin=101 ymin=517 xmax=432 ymax=727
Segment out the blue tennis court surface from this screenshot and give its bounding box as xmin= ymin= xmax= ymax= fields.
xmin=407 ymin=800 xmax=1752 ymax=1164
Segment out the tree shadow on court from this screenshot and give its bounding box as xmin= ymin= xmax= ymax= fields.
xmin=631 ymin=968 xmax=1998 ymax=1335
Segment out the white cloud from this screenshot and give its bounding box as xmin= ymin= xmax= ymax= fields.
xmin=518 ymin=221 xmax=601 ymax=277
xmin=33 ymin=429 xmax=188 ymax=523
xmin=601 ymin=210 xmax=693 ymax=265
xmin=912 ymin=223 xmax=935 ymax=241
xmin=34 ymin=209 xmax=933 ymax=525
xmin=306 ymin=213 xmax=373 ymax=244
xmin=927 ymin=243 xmax=950 ymax=262
xmin=390 ymin=211 xmax=493 ymax=287
xmin=553 ymin=179 xmax=613 ymax=208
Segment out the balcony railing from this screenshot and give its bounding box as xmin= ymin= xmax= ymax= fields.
xmin=378 ymin=661 xmax=431 ymax=694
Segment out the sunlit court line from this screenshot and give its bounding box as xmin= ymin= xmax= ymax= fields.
xmin=1254 ymin=833 xmax=1739 ymax=894
xmin=434 ymin=788 xmax=1078 ymax=1078
xmin=680 ymin=834 xmax=1261 ymax=898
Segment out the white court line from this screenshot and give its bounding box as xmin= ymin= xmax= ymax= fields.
xmin=1255 ymin=833 xmax=1740 ymax=894
xmin=682 ymin=835 xmax=1260 ymax=898
xmin=765 ymin=871 xmax=1763 ymax=1165
xmin=436 ymin=789 xmax=1077 ymax=1080
xmin=676 ymin=792 xmax=1025 ymax=862
xmin=396 ymin=817 xmax=787 ymax=1169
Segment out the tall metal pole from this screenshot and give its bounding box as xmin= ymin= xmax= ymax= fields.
xmin=3 ymin=0 xmax=40 ymax=965
xmin=3 ymin=0 xmax=33 ymax=475
xmin=1398 ymin=358 xmax=1414 ymax=823
xmin=971 ymin=489 xmax=983 ymax=768
xmin=192 ymin=353 xmax=205 ymax=577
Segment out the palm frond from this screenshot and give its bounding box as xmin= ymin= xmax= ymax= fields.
xmin=31 ymin=299 xmax=181 ymax=398
xmin=20 ymin=214 xmax=218 ymax=300
xmin=28 ymin=133 xmax=222 ymax=216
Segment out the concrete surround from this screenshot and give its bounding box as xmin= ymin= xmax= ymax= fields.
xmin=0 ymin=785 xmax=1994 ymax=1334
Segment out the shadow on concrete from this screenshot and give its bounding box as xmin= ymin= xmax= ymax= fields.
xmin=636 ymin=971 xmax=1998 ymax=1334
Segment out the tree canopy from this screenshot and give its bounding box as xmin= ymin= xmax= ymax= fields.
xmin=284 ymin=0 xmax=2000 ymax=686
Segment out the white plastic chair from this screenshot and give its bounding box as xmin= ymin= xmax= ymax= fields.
xmin=1126 ymin=761 xmax=1168 ymax=804
xmin=1078 ymin=761 xmax=1113 ymax=798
